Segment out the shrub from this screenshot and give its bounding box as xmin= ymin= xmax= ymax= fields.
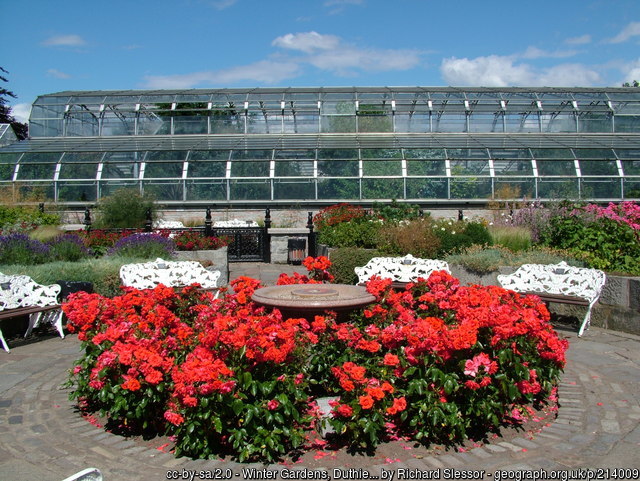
xmin=78 ymin=229 xmax=129 ymax=256
xmin=0 ymin=233 xmax=50 ymax=265
xmin=317 ymin=218 xmax=382 ymax=249
xmin=371 ymin=200 xmax=421 ymax=223
xmin=489 ymin=225 xmax=532 ymax=252
xmin=47 ymin=233 xmax=94 ymax=262
xmin=0 ymin=205 xmax=60 ymax=232
xmin=107 ymin=233 xmax=175 ymax=259
xmin=376 ymin=217 xmax=441 ymax=258
xmin=313 ymin=203 xmax=367 ymax=231
xmin=328 ymin=247 xmax=381 ymax=284
xmin=94 ymin=188 xmax=156 ymax=228
xmin=433 ymin=219 xmax=492 ymax=256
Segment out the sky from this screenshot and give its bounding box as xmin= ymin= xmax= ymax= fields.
xmin=2 ymin=0 xmax=640 ymax=123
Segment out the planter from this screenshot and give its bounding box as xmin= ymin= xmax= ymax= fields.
xmin=175 ymin=246 xmax=229 ymax=286
xmin=56 ymin=280 xmax=94 ymax=302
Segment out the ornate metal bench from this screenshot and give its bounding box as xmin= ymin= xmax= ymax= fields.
xmin=354 ymin=254 xmax=451 ymax=287
xmin=497 ymin=261 xmax=606 ymax=337
xmin=119 ymin=258 xmax=221 ymax=292
xmin=0 ymin=274 xmax=63 ymax=353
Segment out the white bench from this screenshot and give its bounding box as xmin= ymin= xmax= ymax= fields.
xmin=119 ymin=258 xmax=221 ymax=292
xmin=354 ymin=254 xmax=451 ymax=286
xmin=497 ymin=261 xmax=606 ymax=337
xmin=0 ymin=273 xmax=64 ymax=353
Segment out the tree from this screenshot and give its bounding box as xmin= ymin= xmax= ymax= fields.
xmin=0 ymin=67 xmax=28 ymax=139
xmin=622 ymin=80 xmax=639 ymax=87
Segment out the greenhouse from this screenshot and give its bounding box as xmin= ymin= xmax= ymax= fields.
xmin=0 ymin=86 xmax=639 ymax=207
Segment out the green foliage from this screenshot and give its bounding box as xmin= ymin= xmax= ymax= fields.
xmin=376 ymin=218 xmax=441 ymax=258
xmin=94 ymin=188 xmax=156 ymax=228
xmin=433 ymin=219 xmax=493 ymax=255
xmin=445 ymin=245 xmax=585 ymax=275
xmin=489 ymin=225 xmax=533 ymax=252
xmin=371 ymin=200 xmax=422 ymax=223
xmin=317 ymin=218 xmax=382 ymax=249
xmin=106 ymin=233 xmax=175 ymax=260
xmin=539 ymin=215 xmax=640 ymax=275
xmin=0 ymin=233 xmax=50 ymax=265
xmin=328 ymin=247 xmax=380 ymax=284
xmin=0 ymin=204 xmax=60 ymax=230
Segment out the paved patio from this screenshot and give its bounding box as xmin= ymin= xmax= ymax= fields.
xmin=1 ymin=263 xmax=639 ymax=479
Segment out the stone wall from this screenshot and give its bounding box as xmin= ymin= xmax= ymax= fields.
xmin=174 ymin=246 xmax=229 ymax=286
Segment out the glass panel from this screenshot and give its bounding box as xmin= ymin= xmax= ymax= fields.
xmin=17 ymin=164 xmax=56 ymax=180
xmin=531 ymin=148 xmax=574 ymax=159
xmin=578 ymin=113 xmax=612 ymax=132
xmin=321 ymin=101 xmax=356 ymax=133
xmin=579 ymin=160 xmax=618 ymax=176
xmin=186 ymin=180 xmax=227 ymax=201
xmin=537 ymin=178 xmax=579 ymax=198
xmin=210 ymin=110 xmax=245 ymax=134
xmin=318 ymin=160 xmax=358 ymax=177
xmin=145 ymin=151 xmax=187 ymax=161
xmin=101 ymin=110 xmax=137 ymax=136
xmin=62 ymin=152 xmax=103 ymax=162
xmin=407 ymin=160 xmax=446 ymax=176
xmin=623 ymin=180 xmax=640 ymax=198
xmin=505 ymin=112 xmax=540 ymax=133
xmin=450 ymin=160 xmax=490 ymax=175
xmin=362 ymin=178 xmax=403 ymax=199
xmin=273 ymin=179 xmax=315 ymax=199
xmin=102 ymin=152 xmax=143 ymax=179
xmin=434 ymin=113 xmax=467 ymax=132
xmin=447 ymin=148 xmax=489 ymax=160
xmin=173 ymin=116 xmax=208 ymax=134
xmin=274 ymin=160 xmax=314 ymax=177
xmin=621 ymin=160 xmax=640 ymax=175
xmin=229 ymin=179 xmax=270 ymax=200
xmin=188 ymin=161 xmax=227 ymax=178
xmin=493 ymin=178 xmax=536 ymax=199
xmin=405 ymin=149 xmax=446 ymax=159
xmin=66 ymin=111 xmax=99 ymax=136
xmin=144 ymin=162 xmax=184 ymax=178
xmin=247 ymin=114 xmax=282 ymax=134
xmin=469 ymin=113 xmax=504 ymax=133
xmin=394 ymin=113 xmax=430 ymax=133
xmin=143 ymin=180 xmax=183 ymax=201
xmin=16 ymin=182 xmax=54 ymax=200
xmin=317 ymin=178 xmax=359 ymax=199
xmin=59 ymin=163 xmax=99 ymax=180
xmin=541 ymin=113 xmax=576 ymax=132
xmin=57 ymin=182 xmax=97 ymax=202
xmin=406 ymin=178 xmax=447 ymax=198
xmin=536 ymin=160 xmax=576 ymax=176
xmin=99 ymin=180 xmax=139 ymax=197
xmin=230 ymin=161 xmax=269 ymax=177
xmin=493 ymin=160 xmax=534 ymax=176
xmin=580 ymin=178 xmax=621 ymax=199
xmin=318 ymin=149 xmax=358 ymax=159
xmin=274 ymin=149 xmax=315 ymax=159
xmin=0 ymin=153 xmax=22 ymax=163
xmin=450 ymin=178 xmax=492 ymax=199
xmin=19 ymin=152 xmax=61 ymax=163
xmin=231 ymin=150 xmax=272 ymax=160
xmin=361 ymin=149 xmax=402 ymax=159
xmin=616 ymin=116 xmax=640 ymax=133
xmin=573 ymin=148 xmax=616 ymax=160
xmin=0 ymin=164 xmax=14 ymax=181
xmin=190 ymin=150 xmax=231 ymax=161
xmin=362 ymin=160 xmax=401 ymax=176
xmin=357 ymin=106 xmax=392 ymax=133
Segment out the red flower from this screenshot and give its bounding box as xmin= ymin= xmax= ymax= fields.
xmin=335 ymin=404 xmax=353 ymax=418
xmin=359 ymin=395 xmax=374 ymax=410
xmin=267 ymin=399 xmax=280 ymax=410
xmin=383 ymin=353 xmax=400 ymax=366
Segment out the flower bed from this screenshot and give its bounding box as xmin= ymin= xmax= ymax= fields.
xmin=63 ymin=257 xmax=567 ymax=462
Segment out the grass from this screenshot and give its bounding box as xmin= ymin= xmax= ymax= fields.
xmin=488 ymin=225 xmax=532 ymax=252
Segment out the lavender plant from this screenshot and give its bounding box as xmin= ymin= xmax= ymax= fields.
xmin=0 ymin=233 xmax=51 ymax=265
xmin=47 ymin=233 xmax=94 ymax=262
xmin=107 ymin=233 xmax=175 ymax=259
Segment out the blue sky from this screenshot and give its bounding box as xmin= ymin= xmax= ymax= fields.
xmin=2 ymin=0 xmax=640 ymax=122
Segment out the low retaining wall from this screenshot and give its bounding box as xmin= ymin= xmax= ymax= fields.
xmin=174 ymin=247 xmax=229 ymax=287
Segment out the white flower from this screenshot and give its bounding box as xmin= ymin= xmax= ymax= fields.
xmin=441 ymin=227 xmax=445 ymax=231
xmin=451 ymin=231 xmax=456 ymax=234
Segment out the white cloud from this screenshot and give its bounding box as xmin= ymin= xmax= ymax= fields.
xmin=46 ymin=69 xmax=71 ymax=79
xmin=521 ymin=46 xmax=577 ymax=59
xmin=606 ymin=21 xmax=640 ymax=44
xmin=620 ymin=59 xmax=640 ymax=84
xmin=566 ymin=34 xmax=591 ymax=45
xmin=272 ymin=32 xmax=340 ymax=53
xmin=10 ymin=103 xmax=31 ymax=123
xmin=440 ymin=55 xmax=602 ymax=87
xmin=143 ymin=60 xmax=302 ymax=88
xmin=42 ymin=34 xmax=86 ymax=47
xmin=309 ymin=47 xmax=421 ymax=74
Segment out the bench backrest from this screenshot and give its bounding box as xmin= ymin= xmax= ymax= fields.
xmin=497 ymin=261 xmax=606 ymax=303
xmin=355 ymin=255 xmax=451 ymax=284
xmin=0 ymin=273 xmax=61 ymax=310
xmin=119 ymin=258 xmax=221 ymax=290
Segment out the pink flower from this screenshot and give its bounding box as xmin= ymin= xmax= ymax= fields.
xmin=267 ymin=399 xmax=280 ymax=410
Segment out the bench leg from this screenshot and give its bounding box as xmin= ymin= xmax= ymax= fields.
xmin=24 ymin=312 xmax=42 ymax=338
xmin=54 ymin=310 xmax=65 ymax=339
xmin=578 ymin=302 xmax=596 ymax=337
xmin=0 ymin=328 xmax=9 ymax=353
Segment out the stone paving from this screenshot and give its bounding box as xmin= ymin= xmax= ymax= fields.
xmin=1 ymin=263 xmax=639 ymax=480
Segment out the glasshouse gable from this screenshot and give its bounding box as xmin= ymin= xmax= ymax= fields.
xmin=0 ymin=87 xmax=639 ymax=207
